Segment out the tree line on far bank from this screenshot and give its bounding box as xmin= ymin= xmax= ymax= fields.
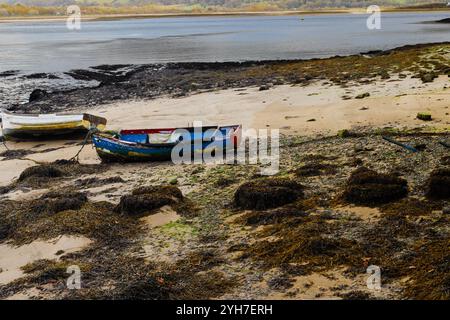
xmin=0 ymin=0 xmax=447 ymax=17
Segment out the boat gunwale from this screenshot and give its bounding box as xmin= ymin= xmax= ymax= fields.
xmin=1 ymin=111 xmax=107 ymax=126
xmin=120 ymin=124 xmax=241 ymax=135
xmin=1 ymin=110 xmax=85 ymax=118
xmin=93 ymin=124 xmax=241 ymax=150
xmin=93 ymin=134 xmax=228 ymax=149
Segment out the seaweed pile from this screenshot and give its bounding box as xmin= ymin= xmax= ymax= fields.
xmin=0 ymin=132 xmax=449 ymax=300
xmin=426 ymin=168 xmax=450 ymax=200
xmin=0 ymin=170 xmax=225 ymax=300
xmin=0 ymin=191 xmax=138 ymax=246
xmin=226 ymin=134 xmax=449 ymax=299
xmin=343 ymin=167 xmax=408 ymax=205
xmin=234 ymin=177 xmax=304 ymax=210
xmin=115 ymin=185 xmax=185 ymax=216
xmin=2 ymin=161 xmax=107 ymax=191
xmin=295 ymin=162 xmax=338 ymax=177
xmin=1 ymin=249 xmax=236 ymax=300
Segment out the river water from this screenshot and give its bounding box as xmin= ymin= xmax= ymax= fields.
xmin=0 ymin=12 xmax=448 ymax=108
xmin=0 ymin=12 xmax=449 ymax=73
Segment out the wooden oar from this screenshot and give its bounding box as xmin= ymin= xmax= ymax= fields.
xmin=382 ymin=136 xmax=418 ymax=153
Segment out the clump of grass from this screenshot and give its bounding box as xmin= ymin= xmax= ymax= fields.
xmin=240 ymin=200 xmax=449 ymax=300
xmin=18 ymin=161 xmax=105 ymax=183
xmin=417 ymin=112 xmax=432 ymax=121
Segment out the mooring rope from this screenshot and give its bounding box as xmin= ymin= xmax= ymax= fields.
xmin=1 ymin=138 xmax=9 ymax=151
xmin=69 ymin=128 xmax=99 ymax=162
xmin=1 ymin=128 xmax=98 ymax=164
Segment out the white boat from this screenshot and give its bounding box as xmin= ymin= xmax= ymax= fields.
xmin=0 ymin=110 xmax=107 ymax=139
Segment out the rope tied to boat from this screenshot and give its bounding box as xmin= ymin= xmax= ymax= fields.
xmin=69 ymin=127 xmax=99 ymax=162
xmin=1 ymin=138 xmax=9 ymax=151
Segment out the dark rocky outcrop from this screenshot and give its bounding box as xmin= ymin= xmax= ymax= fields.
xmin=29 ymin=89 xmax=48 ymax=102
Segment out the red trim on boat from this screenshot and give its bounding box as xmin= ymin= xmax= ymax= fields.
xmin=120 ymin=128 xmax=176 ymax=135
xmin=120 ymin=125 xmax=242 ymax=136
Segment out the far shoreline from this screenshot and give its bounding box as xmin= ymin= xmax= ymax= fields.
xmin=0 ymin=7 xmax=449 ymax=23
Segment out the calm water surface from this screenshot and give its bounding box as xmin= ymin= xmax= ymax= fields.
xmin=0 ymin=12 xmax=449 ymax=73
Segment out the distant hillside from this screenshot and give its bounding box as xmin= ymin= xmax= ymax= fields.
xmin=0 ymin=0 xmax=448 ymax=17
xmin=1 ymin=0 xmax=447 ymax=9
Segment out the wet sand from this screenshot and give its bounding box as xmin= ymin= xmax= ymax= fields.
xmin=1 ymin=74 xmax=448 ymax=186
xmin=0 ymin=236 xmax=92 ymax=285
xmin=91 ymin=75 xmax=449 ymax=135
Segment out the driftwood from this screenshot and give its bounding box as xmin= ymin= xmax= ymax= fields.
xmin=382 ymin=136 xmax=418 ymax=153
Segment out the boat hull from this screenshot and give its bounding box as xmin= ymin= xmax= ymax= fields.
xmin=94 ymin=135 xmax=175 ymax=162
xmin=2 ymin=125 xmax=88 ymax=139
xmin=92 ymin=125 xmax=241 ymax=163
xmin=93 ymin=135 xmax=230 ymax=163
xmin=1 ymin=111 xmax=107 ymax=140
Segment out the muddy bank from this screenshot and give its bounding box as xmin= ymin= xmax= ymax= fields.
xmin=4 ymin=42 xmax=450 ymax=114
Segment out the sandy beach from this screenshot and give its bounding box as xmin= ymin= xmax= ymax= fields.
xmin=94 ymin=75 xmax=450 ymax=134
xmin=0 ymin=42 xmax=449 ymax=300
xmin=1 ymin=73 xmax=448 ymax=184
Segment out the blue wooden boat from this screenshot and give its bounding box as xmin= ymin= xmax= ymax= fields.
xmin=92 ymin=125 xmax=242 ymax=162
